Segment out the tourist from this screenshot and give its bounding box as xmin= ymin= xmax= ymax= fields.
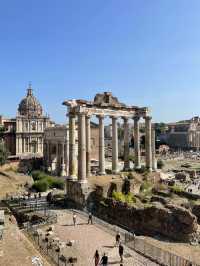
xmin=88 ymin=212 xmax=93 ymax=224
xmin=119 ymin=243 xmax=124 ymax=263
xmin=38 ymin=192 xmax=41 ymax=198
xmin=100 ymin=253 xmax=108 ymax=266
xmin=73 ymin=213 xmax=77 ymax=226
xmin=115 ymin=232 xmax=120 ymax=246
xmin=34 ymin=193 xmax=37 ymax=200
xmin=94 ymin=250 xmax=100 ymax=266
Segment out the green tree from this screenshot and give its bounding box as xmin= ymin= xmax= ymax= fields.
xmin=0 ymin=142 xmax=9 ymax=166
xmin=157 ymin=159 xmax=164 ymax=169
xmin=154 ymin=123 xmax=167 ymax=135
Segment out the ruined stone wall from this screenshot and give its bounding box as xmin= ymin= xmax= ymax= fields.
xmin=93 ymin=198 xmax=198 ymax=242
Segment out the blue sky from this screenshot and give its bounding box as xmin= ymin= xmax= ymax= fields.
xmin=0 ymin=0 xmax=200 ymax=123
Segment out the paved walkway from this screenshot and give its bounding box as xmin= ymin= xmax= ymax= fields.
xmin=49 ymin=210 xmax=159 ymax=266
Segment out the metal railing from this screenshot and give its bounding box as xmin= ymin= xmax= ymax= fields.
xmin=75 ymin=209 xmax=200 ymax=266
xmin=24 ymin=222 xmax=77 ymax=266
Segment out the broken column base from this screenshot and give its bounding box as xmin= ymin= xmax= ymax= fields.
xmin=66 ymin=179 xmax=90 ymax=208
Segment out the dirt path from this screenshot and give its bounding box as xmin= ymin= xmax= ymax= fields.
xmin=0 ymin=215 xmax=51 ymax=266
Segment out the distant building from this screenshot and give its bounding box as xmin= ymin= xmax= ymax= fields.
xmin=160 ymin=117 xmax=200 ymax=150
xmin=43 ymin=122 xmax=99 ymax=176
xmin=0 ymin=85 xmax=54 ymax=157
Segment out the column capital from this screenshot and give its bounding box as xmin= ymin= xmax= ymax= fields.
xmin=133 ymin=116 xmax=140 ymax=122
xmin=145 ymin=116 xmax=152 ymax=121
xmin=96 ymin=114 xmax=105 ymax=119
xmin=122 ymin=116 xmax=129 ymax=122
xmin=69 ymin=112 xmax=76 ymax=118
xmin=78 ymin=111 xmax=86 ymax=117
xmin=110 ymin=116 xmax=118 ymax=120
xmin=85 ymin=113 xmax=91 ymax=119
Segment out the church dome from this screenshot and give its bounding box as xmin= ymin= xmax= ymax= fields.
xmin=18 ymin=85 xmax=43 ymax=117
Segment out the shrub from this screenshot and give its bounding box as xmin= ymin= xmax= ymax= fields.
xmin=112 ymin=191 xmax=126 ymax=202
xmin=32 ymin=180 xmax=49 ymax=192
xmin=51 ymin=178 xmax=65 ymax=189
xmin=125 ymin=193 xmax=136 ymax=204
xmin=170 ymin=185 xmax=184 ymax=193
xmin=157 ymin=159 xmax=164 ymax=169
xmin=112 ymin=191 xmax=136 ymax=204
xmin=31 ymin=170 xmax=47 ymax=181
xmin=140 ymin=181 xmax=153 ymax=192
xmin=128 ymin=155 xmax=135 ymax=162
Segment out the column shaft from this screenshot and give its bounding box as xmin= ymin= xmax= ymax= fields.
xmin=86 ymin=115 xmax=91 ymax=177
xmin=134 ymin=117 xmax=141 ymax=169
xmin=69 ymin=113 xmax=77 ymax=179
xmin=61 ymin=142 xmax=66 ymax=176
xmin=123 ymin=117 xmax=130 ymax=171
xmin=98 ymin=115 xmax=105 ymax=175
xmin=151 ymin=126 xmax=157 ymax=171
xmin=145 ymin=116 xmax=152 ymax=171
xmin=78 ymin=113 xmax=87 ymax=182
xmin=112 ymin=117 xmax=118 ymax=173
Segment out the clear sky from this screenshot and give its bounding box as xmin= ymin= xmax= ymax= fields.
xmin=0 ymin=0 xmax=200 ymax=124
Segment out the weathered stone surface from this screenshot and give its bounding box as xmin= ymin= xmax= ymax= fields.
xmin=94 ymin=199 xmax=198 ymax=242
xmin=150 ymin=195 xmax=169 ymax=205
xmin=175 ymin=172 xmax=190 ymax=182
xmin=192 ymin=203 xmax=200 ymax=223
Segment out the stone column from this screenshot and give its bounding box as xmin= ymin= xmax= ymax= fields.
xmin=69 ymin=113 xmax=77 ymax=179
xmin=78 ymin=112 xmax=87 ymax=183
xmin=56 ymin=143 xmax=59 ymax=174
xmin=98 ymin=115 xmax=105 ymax=175
xmin=151 ymin=126 xmax=157 ymax=171
xmin=86 ymin=115 xmax=91 ymax=178
xmin=61 ymin=142 xmax=66 ymax=176
xmin=16 ymin=136 xmax=19 ymax=154
xmin=46 ymin=141 xmax=49 ymax=168
xmin=65 ymin=133 xmax=69 ymax=176
xmin=123 ymin=117 xmax=130 ymax=171
xmin=48 ymin=142 xmax=52 ymax=172
xmin=134 ymin=117 xmax=141 ymax=169
xmin=145 ymin=116 xmax=152 ymax=171
xmin=18 ymin=137 xmax=22 ymax=154
xmin=112 ymin=116 xmax=118 ymax=174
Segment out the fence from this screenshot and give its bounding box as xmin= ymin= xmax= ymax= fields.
xmin=125 ymin=235 xmax=200 ymax=266
xmin=25 ymin=222 xmax=77 ymax=266
xmin=75 ymin=209 xmax=200 ymax=266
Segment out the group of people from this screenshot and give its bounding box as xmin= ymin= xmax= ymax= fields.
xmin=93 ymin=232 xmax=124 ymax=266
xmin=72 ymin=212 xmax=125 ymax=265
xmin=72 ymin=212 xmax=93 ymax=226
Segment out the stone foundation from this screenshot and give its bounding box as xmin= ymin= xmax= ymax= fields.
xmin=66 ymin=180 xmax=90 ymax=207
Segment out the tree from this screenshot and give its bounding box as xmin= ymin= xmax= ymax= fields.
xmin=154 ymin=123 xmax=167 ymax=135
xmin=0 ymin=142 xmax=9 ymax=166
xmin=157 ymin=159 xmax=164 ymax=169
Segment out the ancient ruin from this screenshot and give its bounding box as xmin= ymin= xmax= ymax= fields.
xmin=63 ymin=92 xmax=156 ymax=182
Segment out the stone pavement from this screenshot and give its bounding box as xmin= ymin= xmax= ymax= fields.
xmin=50 ymin=210 xmax=159 ymax=266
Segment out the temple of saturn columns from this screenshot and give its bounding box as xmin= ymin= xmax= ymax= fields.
xmin=63 ymin=92 xmax=156 ymax=185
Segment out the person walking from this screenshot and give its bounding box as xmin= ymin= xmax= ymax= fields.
xmin=94 ymin=250 xmax=100 ymax=266
xmin=115 ymin=232 xmax=120 ymax=246
xmin=119 ymin=243 xmax=124 ymax=263
xmin=73 ymin=213 xmax=77 ymax=226
xmin=88 ymin=212 xmax=93 ymax=224
xmin=100 ymin=253 xmax=108 ymax=266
